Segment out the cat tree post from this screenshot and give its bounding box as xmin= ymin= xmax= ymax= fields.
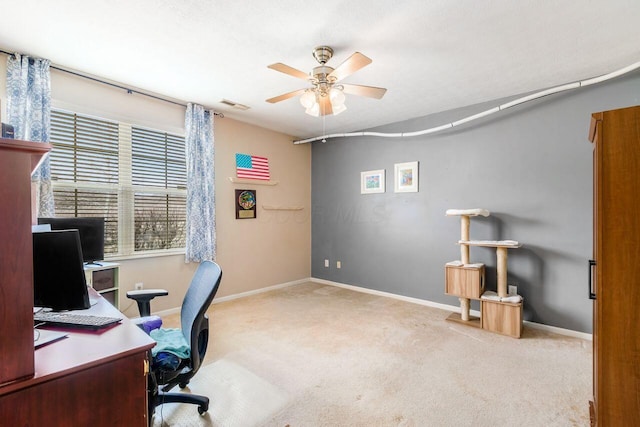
xmin=496 ymin=246 xmax=508 ymax=297
xmin=446 ymin=209 xmax=489 ymax=322
xmin=459 ymin=215 xmax=471 ymax=320
xmin=460 ymin=215 xmax=470 ymax=264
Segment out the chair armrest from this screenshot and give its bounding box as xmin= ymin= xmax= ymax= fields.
xmin=126 ymin=289 xmax=169 ymax=317
xmin=126 ymin=289 xmax=169 ymax=299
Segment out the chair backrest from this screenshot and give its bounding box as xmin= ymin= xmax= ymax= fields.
xmin=180 ymin=260 xmax=222 ymax=373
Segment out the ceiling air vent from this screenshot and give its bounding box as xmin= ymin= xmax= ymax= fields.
xmin=220 ymin=99 xmax=250 ymax=111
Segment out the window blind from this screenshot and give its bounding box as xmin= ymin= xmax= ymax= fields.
xmin=50 ymin=110 xmax=120 ymax=255
xmin=131 ymin=126 xmax=187 ymax=251
xmin=49 ymin=109 xmax=187 ymax=256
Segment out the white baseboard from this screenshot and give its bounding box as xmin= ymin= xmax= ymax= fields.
xmin=151 ymin=277 xmax=312 ymax=318
xmin=152 ymin=276 xmax=592 ymax=341
xmin=522 ymin=320 xmax=592 ymax=340
xmin=311 ymin=277 xmax=483 ymax=317
xmin=213 ymin=278 xmax=311 ymax=304
xmin=311 ymin=277 xmax=592 ymax=341
xmin=152 ymin=306 xmax=181 ymax=318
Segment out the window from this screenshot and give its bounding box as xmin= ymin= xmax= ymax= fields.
xmin=131 ymin=126 xmax=187 ymax=251
xmin=49 ymin=109 xmax=186 ymax=257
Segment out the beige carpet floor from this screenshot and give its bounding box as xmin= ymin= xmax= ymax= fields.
xmin=153 ymin=282 xmax=591 ymax=427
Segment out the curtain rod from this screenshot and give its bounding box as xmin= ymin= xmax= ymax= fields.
xmin=0 ymin=49 xmax=223 ymax=117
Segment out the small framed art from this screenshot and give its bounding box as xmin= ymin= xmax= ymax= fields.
xmin=360 ymin=169 xmax=385 ymax=194
xmin=235 ymin=189 xmax=257 ymax=219
xmin=394 ymin=161 xmax=419 ymax=193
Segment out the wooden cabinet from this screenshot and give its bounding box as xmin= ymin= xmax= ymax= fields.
xmin=589 ymin=106 xmax=640 ymax=425
xmin=0 ymin=291 xmax=155 ymax=426
xmin=0 ymin=138 xmax=154 ymax=425
xmin=0 ymin=138 xmax=50 ymax=386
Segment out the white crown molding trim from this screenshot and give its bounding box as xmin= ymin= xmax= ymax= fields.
xmin=311 ymin=277 xmax=592 ymax=341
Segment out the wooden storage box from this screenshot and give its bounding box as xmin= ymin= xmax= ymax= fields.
xmin=481 ymin=299 xmax=523 ymax=338
xmin=445 ymin=264 xmax=485 ymax=299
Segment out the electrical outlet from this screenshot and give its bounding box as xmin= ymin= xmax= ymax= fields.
xmin=324 ymin=259 xmax=329 ymax=268
xmin=135 ymin=282 xmax=144 ymax=290
xmin=508 ymin=284 xmax=518 ymax=296
xmin=336 ymin=261 xmax=341 ymax=269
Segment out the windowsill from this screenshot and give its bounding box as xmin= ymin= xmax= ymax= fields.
xmin=106 ymin=248 xmax=185 ymax=262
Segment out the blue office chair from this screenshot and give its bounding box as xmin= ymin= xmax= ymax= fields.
xmin=126 ymin=260 xmax=222 ymax=423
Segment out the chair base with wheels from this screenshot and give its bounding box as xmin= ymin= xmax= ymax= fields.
xmin=127 ymin=260 xmax=222 ymax=424
xmin=147 ymin=371 xmax=209 ymax=416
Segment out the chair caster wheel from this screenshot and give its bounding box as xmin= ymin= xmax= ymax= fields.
xmin=179 ymin=381 xmax=189 ymax=389
xmin=198 ymin=405 xmax=208 ymax=415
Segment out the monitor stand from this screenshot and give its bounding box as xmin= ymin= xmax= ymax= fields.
xmin=89 ymin=294 xmax=100 ymax=306
xmin=84 ymin=261 xmax=103 ymax=267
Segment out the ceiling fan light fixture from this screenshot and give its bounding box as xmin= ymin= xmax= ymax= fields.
xmin=329 ymin=87 xmax=345 ymax=107
xmin=300 ymin=90 xmax=316 ymax=109
xmin=331 ymin=103 xmax=347 ymax=116
xmin=305 ymin=102 xmax=320 ymax=117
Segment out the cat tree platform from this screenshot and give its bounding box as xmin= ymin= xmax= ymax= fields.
xmin=457 ymin=240 xmax=522 ymax=298
xmin=444 ymin=209 xmax=524 ymax=337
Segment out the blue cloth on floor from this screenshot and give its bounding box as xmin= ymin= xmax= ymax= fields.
xmin=150 ymin=328 xmax=190 ymax=359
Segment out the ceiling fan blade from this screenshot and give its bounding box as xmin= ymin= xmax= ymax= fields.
xmin=266 ymin=88 xmax=306 ymax=104
xmin=328 ymin=52 xmax=372 ymax=82
xmin=267 ymin=63 xmax=309 ymax=80
xmin=318 ymin=95 xmax=333 ymax=116
xmin=341 ymin=84 xmax=387 ymax=99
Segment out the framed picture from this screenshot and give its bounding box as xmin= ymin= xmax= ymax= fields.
xmin=394 ymin=161 xmax=419 ymax=193
xmin=360 ymin=169 xmax=385 ymax=194
xmin=235 ymin=189 xmax=257 ymax=219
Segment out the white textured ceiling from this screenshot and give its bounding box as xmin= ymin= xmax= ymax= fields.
xmin=1 ymin=0 xmax=639 ymax=139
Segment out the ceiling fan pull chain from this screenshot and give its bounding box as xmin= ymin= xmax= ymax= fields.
xmin=322 ymin=109 xmax=326 ymax=142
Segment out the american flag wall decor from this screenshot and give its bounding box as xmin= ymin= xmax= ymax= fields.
xmin=235 ymin=153 xmax=270 ymax=180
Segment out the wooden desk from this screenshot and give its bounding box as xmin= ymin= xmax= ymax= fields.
xmin=0 ymin=290 xmax=155 ymax=426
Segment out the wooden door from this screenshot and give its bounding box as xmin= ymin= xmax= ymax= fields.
xmin=590 ymin=106 xmax=640 ymax=425
xmin=588 ymin=113 xmax=601 ymax=425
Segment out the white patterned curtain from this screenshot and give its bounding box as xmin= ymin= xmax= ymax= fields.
xmin=185 ymin=103 xmax=216 ymax=262
xmin=6 ymin=53 xmax=55 ymax=217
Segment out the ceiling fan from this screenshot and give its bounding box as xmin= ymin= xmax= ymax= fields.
xmin=266 ymin=46 xmax=387 ymax=117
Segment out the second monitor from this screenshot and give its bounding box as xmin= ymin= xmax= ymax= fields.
xmin=37 ymin=217 xmax=105 ymax=264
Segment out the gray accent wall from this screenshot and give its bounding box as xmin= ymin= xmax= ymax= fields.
xmin=312 ymin=72 xmax=640 ymax=333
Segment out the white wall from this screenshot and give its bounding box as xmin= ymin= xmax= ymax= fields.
xmin=1 ymin=54 xmax=311 ymax=317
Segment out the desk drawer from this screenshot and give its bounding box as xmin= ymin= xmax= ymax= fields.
xmin=92 ymin=268 xmax=116 ymax=292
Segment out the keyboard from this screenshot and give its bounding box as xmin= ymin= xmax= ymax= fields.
xmin=34 ymin=311 xmax=122 ymax=330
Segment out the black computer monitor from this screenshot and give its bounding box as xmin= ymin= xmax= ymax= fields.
xmin=37 ymin=217 xmax=105 ymax=264
xmin=32 ymin=229 xmax=90 ymax=311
